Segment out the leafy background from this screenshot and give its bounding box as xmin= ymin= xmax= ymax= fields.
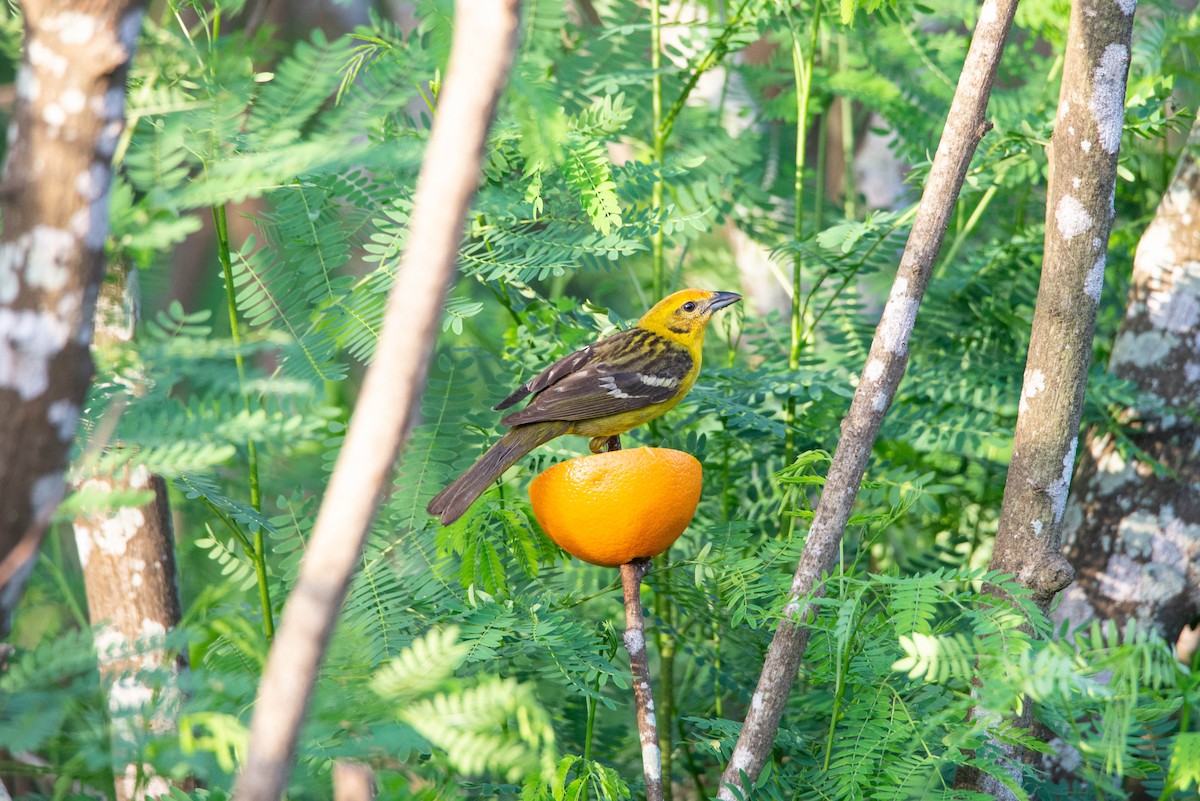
xmin=2 ymin=0 xmax=1200 ymax=798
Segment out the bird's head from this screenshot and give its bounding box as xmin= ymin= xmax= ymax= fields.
xmin=637 ymin=288 xmax=742 ymax=345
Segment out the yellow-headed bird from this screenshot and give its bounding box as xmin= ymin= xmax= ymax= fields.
xmin=427 ymin=288 xmax=741 ymax=525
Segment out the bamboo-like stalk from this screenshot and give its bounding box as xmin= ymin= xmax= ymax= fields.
xmin=783 ymin=0 xmax=823 ymax=467
xmin=621 ymin=560 xmax=663 ymax=801
xmin=213 ymin=203 xmax=274 ymax=641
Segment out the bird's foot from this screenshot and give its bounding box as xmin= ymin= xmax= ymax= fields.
xmin=589 ymin=435 xmax=622 ymax=454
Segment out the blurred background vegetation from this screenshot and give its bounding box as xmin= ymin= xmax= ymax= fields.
xmin=2 ymin=0 xmax=1200 ymax=798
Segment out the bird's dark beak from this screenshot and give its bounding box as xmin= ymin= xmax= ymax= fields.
xmin=708 ymin=291 xmax=742 ymax=312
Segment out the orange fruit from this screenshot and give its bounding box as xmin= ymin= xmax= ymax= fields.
xmin=528 ymin=447 xmax=702 ymax=567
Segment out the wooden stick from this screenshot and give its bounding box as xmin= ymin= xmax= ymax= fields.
xmin=621 ymin=560 xmax=663 ymax=801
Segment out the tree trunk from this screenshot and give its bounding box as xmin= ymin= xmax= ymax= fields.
xmin=955 ymin=1 xmax=1137 ymax=797
xmin=0 ymin=0 xmax=146 ymax=636
xmin=73 ymin=266 xmax=187 ymax=801
xmin=1053 ymin=118 xmax=1200 ymax=646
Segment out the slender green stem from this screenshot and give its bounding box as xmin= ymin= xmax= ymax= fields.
xmin=583 ymin=693 xmax=597 ymax=761
xmin=838 ymin=34 xmax=856 ymax=220
xmin=213 ymin=204 xmax=275 ymax=642
xmin=39 ymin=551 xmax=89 ymax=630
xmin=651 ymin=0 xmax=665 ymax=300
xmin=657 ymin=0 xmax=754 ymax=143
xmin=939 ymin=184 xmax=998 ymax=269
xmin=783 ymin=0 xmax=823 ymax=467
xmin=652 ymin=560 xmax=676 ymax=801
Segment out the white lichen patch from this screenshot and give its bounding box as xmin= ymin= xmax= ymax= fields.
xmin=27 ymin=225 xmax=74 ymax=292
xmin=129 ymin=463 xmax=153 ymax=489
xmin=0 ymin=239 xmax=26 ymax=304
xmin=47 ymin=399 xmax=79 ymax=441
xmin=60 ymin=87 xmax=86 ymax=114
xmin=1019 ymin=368 xmax=1046 ymax=415
xmin=878 ymin=290 xmax=920 ymax=355
xmin=0 ymin=307 xmax=72 ymax=399
xmin=1184 ymin=362 xmax=1200 ymax=384
xmin=110 ymin=675 xmax=153 ymax=714
xmin=1110 ymin=329 xmax=1176 ymax=368
xmin=1145 ymin=270 xmax=1200 ymax=332
xmin=978 ymin=0 xmax=998 ymax=25
xmin=623 ymin=629 xmax=644 ymax=656
xmin=1089 ymin=44 xmax=1130 ymax=154
xmin=1031 ymin=519 xmax=1043 ymax=536
xmin=73 ymin=522 xmax=94 ymax=568
xmin=1049 ymin=437 xmax=1079 ymax=525
xmin=872 ymin=391 xmax=887 ymax=412
xmin=42 ymin=11 xmax=99 ymax=45
xmin=93 ymin=625 xmax=128 ymax=661
xmin=1113 ymin=0 xmax=1137 ymax=15
xmin=27 ymin=40 xmax=67 ymax=77
xmin=864 ymin=359 xmax=885 ymax=382
xmin=751 ymin=691 xmax=763 ymax=711
xmin=84 ymin=505 xmax=145 ymax=558
xmin=1084 ymin=255 xmax=1106 ymax=303
xmin=1116 ymin=511 xmax=1157 ymax=558
xmin=1099 ymin=552 xmax=1184 ymax=605
xmin=642 ymin=743 xmax=662 ymax=780
xmin=1094 ymin=445 xmax=1136 ymax=496
xmin=1051 ymin=585 xmax=1098 ymax=632
xmin=729 ymin=748 xmax=752 ymax=773
xmin=1055 ymin=194 xmax=1094 ymax=240
xmin=76 ymin=163 xmax=109 ymax=202
xmin=15 ymin=64 xmax=38 ymax=102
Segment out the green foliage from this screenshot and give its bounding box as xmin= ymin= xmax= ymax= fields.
xmin=6 ymin=0 xmax=1199 ymax=799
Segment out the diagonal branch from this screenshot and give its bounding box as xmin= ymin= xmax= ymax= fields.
xmin=716 ymin=2 xmax=1022 ymax=797
xmin=230 ymin=3 xmax=521 ymax=799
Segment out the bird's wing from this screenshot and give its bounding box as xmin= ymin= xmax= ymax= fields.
xmin=492 ymin=334 xmax=624 ymax=411
xmin=498 ymin=331 xmax=694 ymax=426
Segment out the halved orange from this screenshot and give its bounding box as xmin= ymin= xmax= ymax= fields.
xmin=528 ymin=447 xmax=702 ymax=567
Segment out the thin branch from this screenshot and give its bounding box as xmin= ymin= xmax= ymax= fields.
xmin=229 ymin=2 xmax=521 ymax=799
xmin=621 ymin=560 xmax=663 ymax=801
xmin=716 ymin=2 xmax=1022 ymax=797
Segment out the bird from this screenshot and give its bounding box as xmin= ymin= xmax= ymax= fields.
xmin=426 ymin=288 xmax=742 ymax=525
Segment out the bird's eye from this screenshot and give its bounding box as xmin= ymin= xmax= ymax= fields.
xmin=682 ymin=301 xmax=697 ymax=313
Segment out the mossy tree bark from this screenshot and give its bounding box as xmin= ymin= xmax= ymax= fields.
xmin=955 ymin=1 xmax=1138 ymax=797
xmin=0 ymin=0 xmax=146 ymax=637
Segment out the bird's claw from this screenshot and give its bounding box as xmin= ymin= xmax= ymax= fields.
xmin=589 ymin=435 xmax=622 ymax=453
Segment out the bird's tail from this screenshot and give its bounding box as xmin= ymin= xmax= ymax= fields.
xmin=427 ymin=421 xmax=571 ymax=525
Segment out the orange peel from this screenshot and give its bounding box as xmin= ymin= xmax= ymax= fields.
xmin=528 ymin=447 xmax=702 ymax=567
